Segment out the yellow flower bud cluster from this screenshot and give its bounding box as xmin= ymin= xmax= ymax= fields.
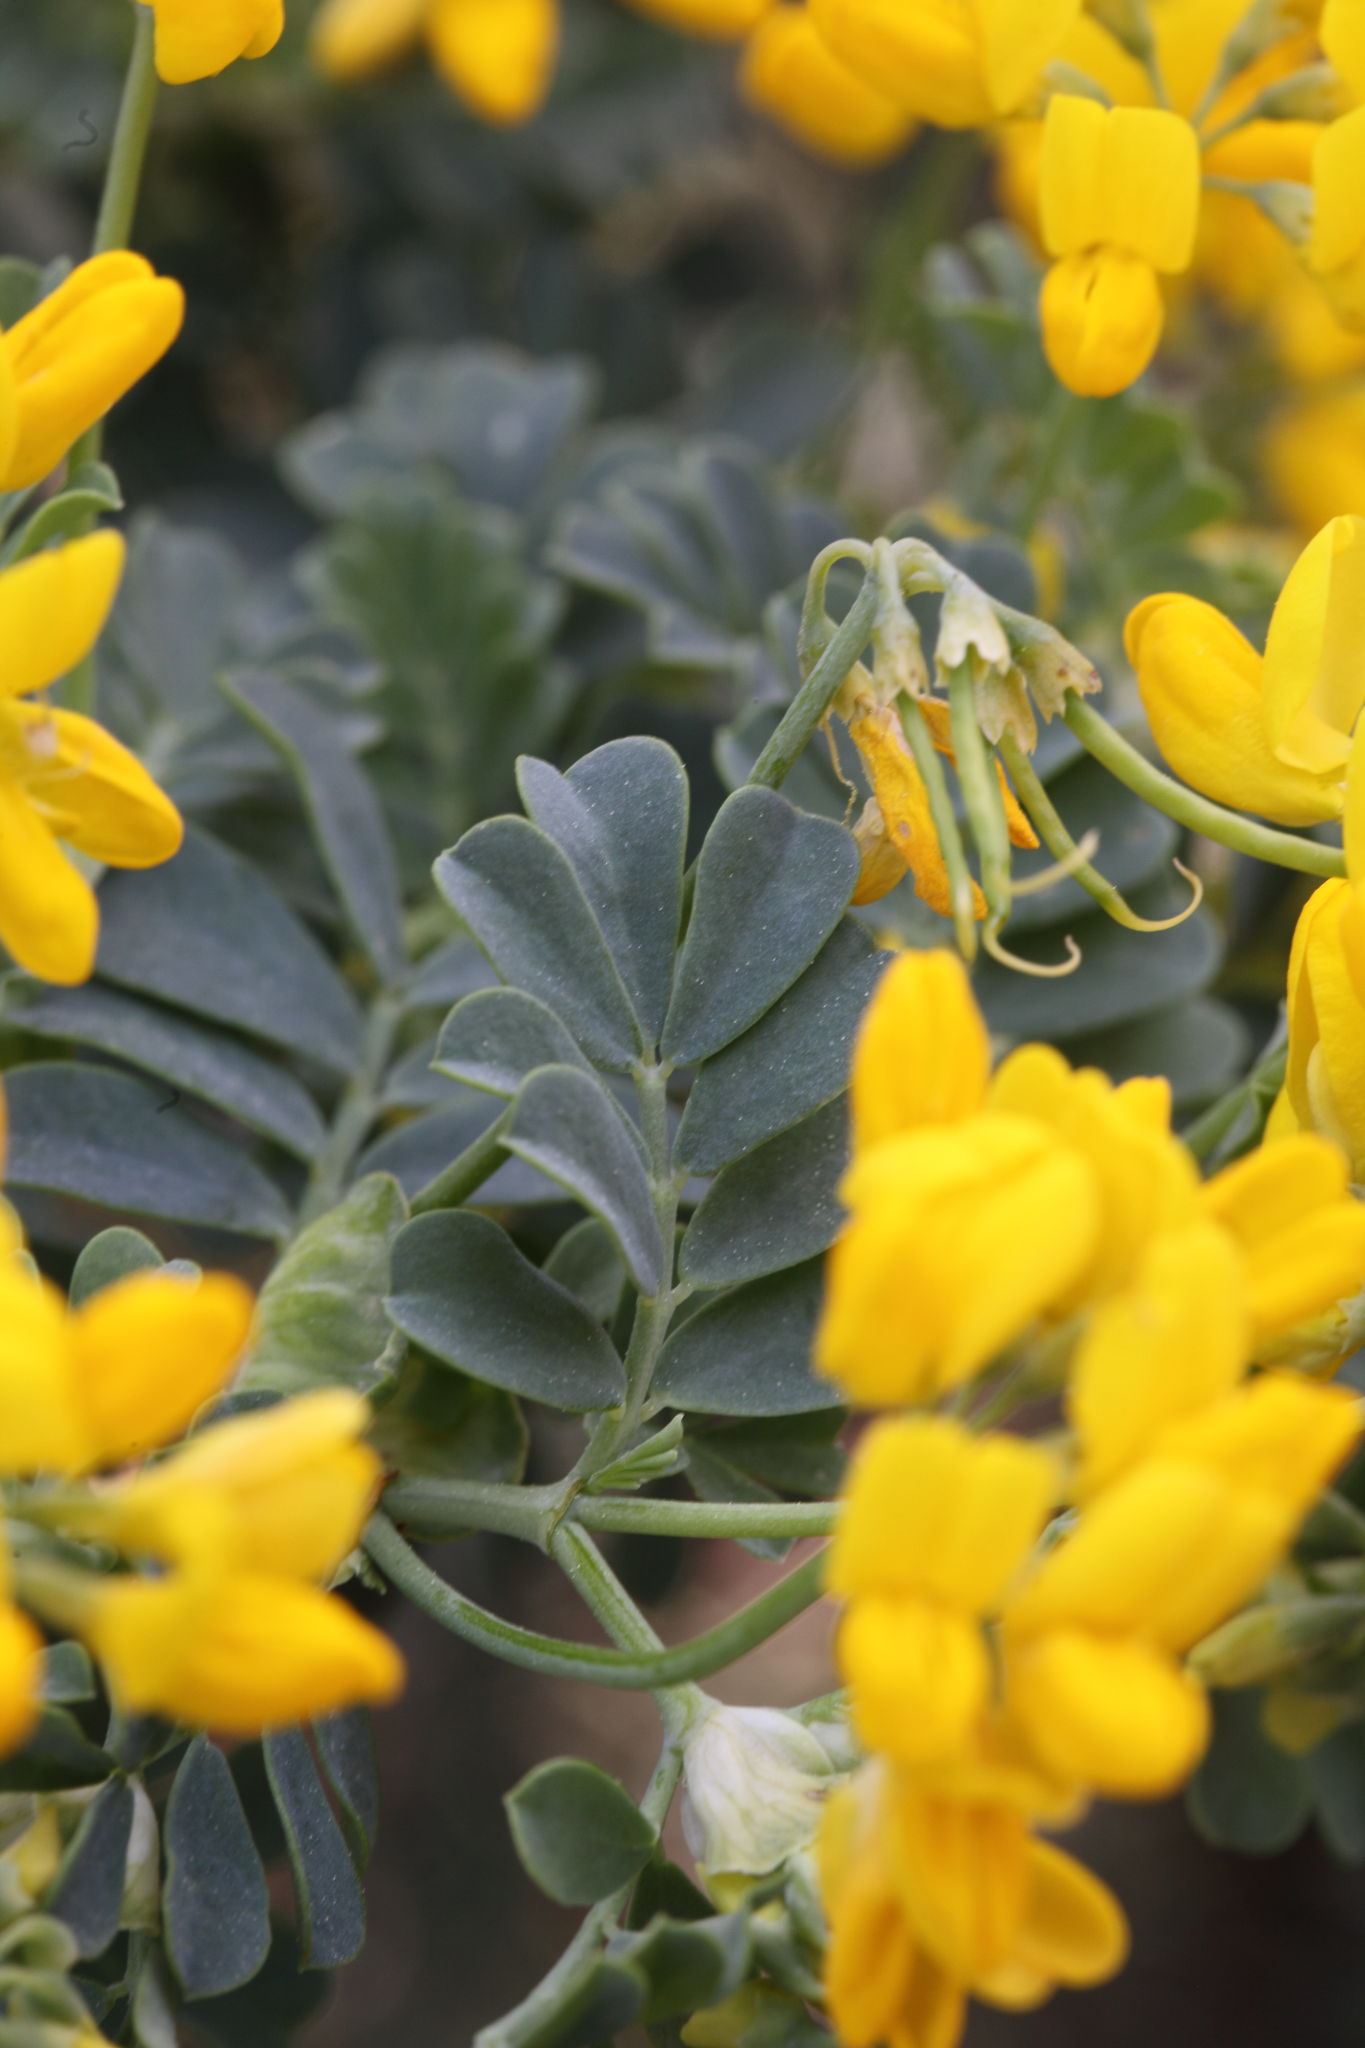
xmin=0 ymin=1091 xmax=403 ymax=1752
xmin=813 ymin=948 xmax=1365 ymax=2048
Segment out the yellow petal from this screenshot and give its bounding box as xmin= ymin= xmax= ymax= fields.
xmin=819 ymin=1116 xmax=1100 ymax=1402
xmin=1126 ymin=592 xmax=1342 ymax=827
xmin=309 ymin=0 xmax=428 ymax=77
xmin=1006 ymin=1630 xmax=1210 ymax=1797
xmin=1040 ymin=97 xmax=1199 ymax=272
xmin=0 ymin=1604 xmax=42 ymax=1761
xmin=1261 ymin=515 xmax=1365 ymax=775
xmin=0 ymin=1268 xmax=88 ymax=1472
xmin=841 ymin=1598 xmax=992 ymax=1767
xmin=806 ymin=0 xmax=993 ymax=125
xmin=1347 ymin=715 xmax=1365 ymax=886
xmin=739 ymin=6 xmax=917 ymax=167
xmin=829 ymin=1414 xmax=1055 ymax=1609
xmin=1323 ymin=0 xmax=1365 ymax=102
xmin=0 ymin=766 xmax=98 ymax=985
xmin=1041 ymin=248 xmax=1165 ymax=398
xmin=89 ymin=1571 xmax=405 ymax=1732
xmin=1155 ymin=1372 xmax=1362 ymax=1517
xmin=849 ymin=947 xmax=990 ymax=1148
xmin=623 ymin=0 xmax=770 ymax=36
xmin=0 ymin=337 xmax=16 ymax=487
xmin=21 ymin=708 xmax=183 ymax=869
xmin=121 ymin=1389 xmax=380 ymax=1581
xmin=3 ymin=276 xmax=184 ymax=492
xmin=1008 ymin=1835 xmax=1129 ymax=1988
xmin=150 ymin=0 xmax=283 ymax=81
xmin=972 ymin=0 xmax=1083 ymax=116
xmin=426 ymin=0 xmax=558 ymax=123
xmin=0 ymin=532 xmax=125 ymax=700
xmin=890 ymin=1782 xmax=1030 ymax=1982
xmin=1203 ymin=1127 xmax=1365 ymax=1341
xmin=1069 ymin=1224 xmax=1250 ymax=1498
xmin=1310 ymin=107 xmax=1365 ymax=280
xmin=70 ymin=1270 xmax=256 ymax=1467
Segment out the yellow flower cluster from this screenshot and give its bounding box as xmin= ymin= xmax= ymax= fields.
xmin=0 ymin=1094 xmax=403 ymax=1750
xmin=814 ymin=949 xmax=1365 ymax=2048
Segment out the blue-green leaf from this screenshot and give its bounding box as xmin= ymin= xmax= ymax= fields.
xmin=654 ymin=1260 xmax=835 ymax=1417
xmin=46 ymin=1778 xmax=135 ymax=1959
xmin=434 ymin=988 xmax=592 ymax=1097
xmin=164 ymin=1738 xmax=271 ymax=1998
xmin=387 ymin=1210 xmax=626 ymax=1411
xmin=264 ymin=1729 xmax=366 ymax=1969
xmin=681 ymin=1097 xmax=846 ymax=1288
xmin=507 ymin=1759 xmax=657 ymax=1907
xmin=507 ymin=1066 xmax=664 ymax=1295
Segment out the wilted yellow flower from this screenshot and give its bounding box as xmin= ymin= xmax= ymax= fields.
xmin=1004 ymin=1374 xmax=1361 ymax=1795
xmin=1038 ymin=96 xmax=1201 ymax=397
xmin=829 ymin=1418 xmax=1056 ymax=1765
xmin=807 ymin=0 xmax=1083 ymax=127
xmin=145 ymin=0 xmax=283 ymax=82
xmin=0 ymin=255 xmax=184 ymax=493
xmin=739 ymin=5 xmax=917 ymax=167
xmin=1128 ymin=515 xmax=1365 ymax=822
xmin=0 ymin=1258 xmax=254 ymax=1474
xmin=0 ymin=531 xmax=184 ymax=985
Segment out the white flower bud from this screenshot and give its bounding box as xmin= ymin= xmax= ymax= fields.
xmin=680 ymin=1702 xmax=853 ymax=1879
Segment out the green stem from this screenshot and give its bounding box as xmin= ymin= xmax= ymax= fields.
xmin=899 ymin=697 xmax=979 ymax=958
xmin=384 ymin=1475 xmax=840 ymax=1543
xmin=747 ymin=576 xmax=880 ymax=793
xmin=300 ymin=991 xmax=404 ymax=1225
xmin=408 ymin=1106 xmax=511 ymax=1217
xmin=550 ymin=1521 xmax=703 ymax=1736
xmin=364 ymin=1512 xmax=829 ymax=1691
xmin=1065 ymin=700 xmax=1345 ymax=879
xmin=1181 ymin=1041 xmax=1288 ymax=1166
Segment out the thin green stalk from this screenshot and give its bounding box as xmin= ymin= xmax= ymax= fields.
xmin=947 ymin=662 xmax=1011 ymax=922
xmin=747 ymin=576 xmax=880 ymax=792
xmin=899 ymin=697 xmax=979 ymax=958
xmin=550 ymin=1521 xmax=704 ymax=1736
xmin=364 ymin=1511 xmax=830 ymax=1690
xmin=61 ymin=2 xmax=159 ymax=718
xmin=383 ymin=1474 xmax=840 ymax=1543
xmin=1181 ymin=1041 xmax=1288 ymax=1166
xmin=577 ymin=1497 xmax=840 ymax=1540
xmin=408 ymin=1106 xmax=511 ymax=1217
xmin=299 ymin=991 xmax=404 ymax=1225
xmin=1064 ymin=700 xmax=1345 ymax=878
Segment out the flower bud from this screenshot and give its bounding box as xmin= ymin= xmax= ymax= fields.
xmin=681 ymin=1702 xmax=854 ymax=1879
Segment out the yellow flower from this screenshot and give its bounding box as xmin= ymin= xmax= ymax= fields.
xmin=849 ymin=948 xmax=990 ymax=1149
xmin=1274 ymin=877 xmax=1365 ymax=1179
xmin=625 ymin=0 xmax=771 ymax=34
xmin=828 ymin=1418 xmax=1056 ymax=1765
xmin=1127 ymin=515 xmax=1365 ymax=822
xmin=807 ymin=0 xmax=1084 ymax=128
xmin=0 ymin=531 xmax=184 ymax=985
xmin=85 ymin=1568 xmax=404 ymax=1733
xmin=1004 ymin=1374 xmax=1361 ymax=1795
xmin=88 ymin=1389 xmax=383 ymax=1581
xmin=1323 ymin=0 xmax=1365 ymax=101
xmin=0 ymin=255 xmax=184 ymax=494
xmin=817 ymin=1113 xmax=1101 ymax=1404
xmin=1038 ymin=96 xmax=1201 ymax=397
xmin=0 ymin=1258 xmax=254 ymax=1474
xmin=0 ymin=1535 xmax=42 ymax=1762
xmin=65 ymin=1391 xmax=403 ymax=1734
xmin=1203 ymin=1128 xmax=1365 ymax=1355
xmin=1310 ymin=107 xmax=1365 ymax=328
xmin=739 ymin=4 xmax=917 ymax=167
xmin=818 ymin=1760 xmax=1126 ymax=2048
xmin=312 ymin=0 xmax=558 ymax=124
xmin=146 ymin=0 xmax=284 ymax=83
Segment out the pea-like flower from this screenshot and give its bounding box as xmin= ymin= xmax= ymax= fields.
xmin=1039 ymin=96 xmax=1201 ymax=396
xmin=739 ymin=5 xmax=916 ymax=168
xmin=1 ymin=254 xmax=184 ymax=494
xmin=145 ymin=0 xmax=284 ymax=83
xmin=0 ymin=532 xmax=184 ymax=985
xmin=1127 ymin=515 xmax=1365 ymax=824
xmin=807 ymin=0 xmax=1084 ymax=128
xmin=1309 ymin=106 xmax=1365 ymax=328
